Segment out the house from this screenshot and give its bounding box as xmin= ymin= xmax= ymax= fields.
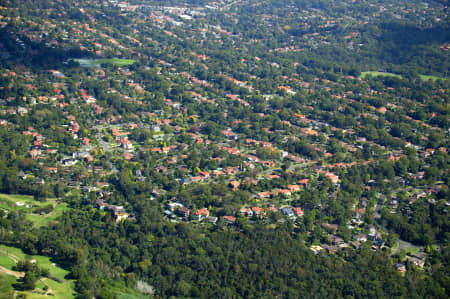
xmin=96 ymin=199 xmax=108 ymax=210
xmin=194 ymin=208 xmax=210 ymax=220
xmin=321 ymin=244 xmax=339 ymax=253
xmin=267 ymin=206 xmax=278 ymax=212
xmin=287 ymin=184 xmax=301 ymax=192
xmin=278 ymin=189 xmax=292 ymax=197
xmin=395 ymin=263 xmax=407 ymax=273
xmin=407 ymin=256 xmax=425 ymax=268
xmin=62 ymin=159 xmax=77 ymax=166
xmin=258 ymin=191 xmax=272 ymax=199
xmin=114 ymin=209 xmax=129 ymax=222
xmin=322 ymin=223 xmax=339 ymax=232
xmin=167 ymin=202 xmax=184 ymax=211
xmin=292 ymin=207 xmax=304 ymax=217
xmin=240 ymin=207 xmax=253 ymax=217
xmin=107 ymin=205 xmax=129 ymax=222
xmin=175 ymin=207 xmax=190 ymax=218
xmin=252 ymin=207 xmax=265 ymax=217
xmin=329 ymin=235 xmax=345 ymax=246
xmin=121 ymin=138 xmax=133 ymax=150
xmin=206 ymin=216 xmax=218 ymax=224
xmin=353 ymin=234 xmax=367 ymax=242
xmin=229 ymin=180 xmax=240 ymax=190
xmin=198 ymin=171 xmax=210 ymax=178
xmin=281 ymin=207 xmax=294 ymax=218
xmin=223 ymin=216 xmax=236 ymax=224
xmin=310 ymin=245 xmax=324 ymax=254
xmin=325 ymin=172 xmax=339 ymax=184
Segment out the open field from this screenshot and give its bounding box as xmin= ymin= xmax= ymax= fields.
xmin=401 ymin=247 xmax=421 ymax=256
xmin=75 ymin=58 xmax=136 ymax=67
xmin=0 ymin=274 xmax=16 ymax=299
xmin=0 ymin=193 xmax=69 ymax=228
xmin=0 ymin=245 xmax=76 ymax=299
xmin=360 ymin=71 xmax=402 ymax=79
xmin=115 ymin=291 xmax=149 ymax=299
xmin=361 ymin=71 xmax=447 ymax=81
xmin=418 ymin=74 xmax=444 ymax=81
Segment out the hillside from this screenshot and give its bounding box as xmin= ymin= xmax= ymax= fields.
xmin=0 ymin=0 xmax=448 ymax=298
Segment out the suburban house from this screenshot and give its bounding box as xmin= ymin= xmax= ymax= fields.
xmin=281 ymin=207 xmax=295 ymax=218
xmin=206 ymin=216 xmax=218 ymax=224
xmin=222 ymin=215 xmax=236 ymax=224
xmin=194 ymin=208 xmax=210 ymax=220
xmin=292 ymin=207 xmax=304 ymax=217
xmin=251 ymin=207 xmax=265 ymax=217
xmin=229 ymin=180 xmax=241 ymax=190
xmin=240 ymin=207 xmax=253 ymax=217
xmin=175 ymin=207 xmax=191 ymax=218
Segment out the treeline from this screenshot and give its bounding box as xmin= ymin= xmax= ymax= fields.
xmin=1 ymin=207 xmax=448 ymax=298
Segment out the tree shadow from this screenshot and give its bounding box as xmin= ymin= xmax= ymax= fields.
xmin=0 ymin=26 xmax=90 ymax=70
xmin=372 ymin=22 xmax=450 ymax=72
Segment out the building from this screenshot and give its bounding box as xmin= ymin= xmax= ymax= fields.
xmin=292 ymin=207 xmax=304 ymax=217
xmin=281 ymin=207 xmax=294 ymax=218
xmin=252 ymin=207 xmax=265 ymax=217
xmin=240 ymin=207 xmax=253 ymax=217
xmin=206 ymin=216 xmax=218 ymax=224
xmin=175 ymin=207 xmax=190 ymax=218
xmin=223 ymin=216 xmax=236 ymax=224
xmin=194 ymin=208 xmax=210 ymax=220
xmin=229 ymin=180 xmax=240 ymax=190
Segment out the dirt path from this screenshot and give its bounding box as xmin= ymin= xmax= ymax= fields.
xmin=0 ymin=265 xmax=24 ymax=278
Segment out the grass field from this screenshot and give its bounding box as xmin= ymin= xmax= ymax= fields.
xmin=0 ymin=245 xmax=76 ymax=299
xmin=0 ymin=193 xmax=69 ymax=228
xmin=75 ymin=58 xmax=136 ymax=67
xmin=418 ymin=74 xmax=444 ymax=81
xmin=360 ymin=71 xmax=402 ymax=79
xmin=401 ymin=247 xmax=421 ymax=256
xmin=115 ymin=292 xmax=149 ymax=299
xmin=0 ymin=274 xmax=16 ymax=299
xmin=361 ymin=71 xmax=447 ymax=81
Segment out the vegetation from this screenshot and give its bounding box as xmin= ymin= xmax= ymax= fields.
xmin=0 ymin=194 xmax=70 ymax=228
xmin=0 ymin=245 xmax=76 ymax=298
xmin=0 ymin=0 xmax=448 ymax=297
xmin=74 ymin=58 xmax=136 ymax=67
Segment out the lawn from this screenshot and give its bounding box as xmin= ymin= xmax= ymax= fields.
xmin=418 ymin=74 xmax=445 ymax=81
xmin=0 ymin=245 xmax=76 ymax=299
xmin=0 ymin=193 xmax=70 ymax=228
xmin=401 ymin=247 xmax=421 ymax=256
xmin=0 ymin=254 xmax=15 ymax=270
xmin=360 ymin=71 xmax=447 ymax=81
xmin=75 ymin=58 xmax=136 ymax=67
xmin=360 ymin=71 xmax=402 ymax=79
xmin=115 ymin=292 xmax=149 ymax=299
xmin=0 ymin=273 xmax=16 ymax=299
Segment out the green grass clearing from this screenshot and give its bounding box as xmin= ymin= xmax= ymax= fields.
xmin=0 ymin=273 xmax=16 ymax=299
xmin=75 ymin=58 xmax=136 ymax=67
xmin=0 ymin=193 xmax=70 ymax=228
xmin=360 ymin=71 xmax=402 ymax=79
xmin=418 ymin=74 xmax=445 ymax=81
xmin=360 ymin=71 xmax=447 ymax=81
xmin=115 ymin=292 xmax=149 ymax=299
xmin=390 ymin=241 xmax=399 ymax=253
xmin=401 ymin=247 xmax=420 ymax=256
xmin=0 ymin=245 xmax=76 ymax=299
xmin=0 ymin=254 xmax=15 ymax=270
